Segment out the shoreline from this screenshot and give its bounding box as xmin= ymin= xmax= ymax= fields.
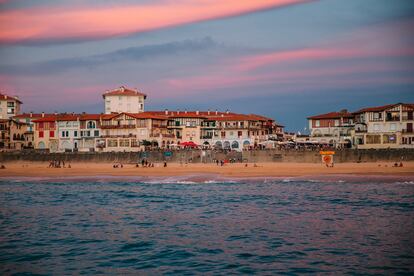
xmin=0 ymin=161 xmax=413 ymax=179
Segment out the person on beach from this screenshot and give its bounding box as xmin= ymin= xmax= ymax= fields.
xmin=164 ymin=161 xmax=167 ymax=167
xmin=0 ymin=164 xmax=5 ymax=169
xmin=141 ymin=159 xmax=145 ymax=167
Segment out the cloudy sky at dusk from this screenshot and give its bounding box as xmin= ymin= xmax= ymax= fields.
xmin=0 ymin=0 xmax=413 ymax=131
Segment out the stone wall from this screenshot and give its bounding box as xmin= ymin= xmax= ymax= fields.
xmin=1 ymin=149 xmax=413 ymax=163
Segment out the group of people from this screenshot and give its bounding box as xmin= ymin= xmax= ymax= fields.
xmin=48 ymin=160 xmax=71 ymax=168
xmin=393 ymin=162 xmax=404 ymax=167
xmin=136 ymin=159 xmax=155 ymax=168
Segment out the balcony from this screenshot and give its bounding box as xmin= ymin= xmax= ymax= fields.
xmin=101 ymin=124 xmax=136 ymax=129
xmin=101 ymin=134 xmax=137 ymax=138
xmin=385 ymin=117 xmax=400 ymax=122
xmin=150 ymin=133 xmax=175 ymax=138
xmin=402 ymin=129 xmax=413 ymax=134
xmin=201 ymin=135 xmax=213 ymax=139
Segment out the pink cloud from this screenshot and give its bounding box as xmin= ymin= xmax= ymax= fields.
xmin=234 ymin=47 xmax=414 ymax=72
xmin=159 ymin=59 xmax=412 ymax=95
xmin=0 ymin=0 xmax=310 ymax=44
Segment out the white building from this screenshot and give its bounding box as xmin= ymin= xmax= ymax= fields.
xmin=307 ymin=110 xmax=354 ymax=148
xmin=103 ymin=86 xmax=146 ymax=114
xmin=353 ymin=103 xmax=414 ymax=149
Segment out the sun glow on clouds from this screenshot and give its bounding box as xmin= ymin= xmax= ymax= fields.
xmin=0 ymin=0 xmax=310 ymax=44
xmin=160 ymin=45 xmax=414 ymax=94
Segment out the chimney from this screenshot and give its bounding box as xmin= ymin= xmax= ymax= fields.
xmin=215 ymin=109 xmax=218 ymax=115
xmin=207 ymin=109 xmax=210 ymax=115
xmin=41 ymin=112 xmax=45 ymax=118
xmin=340 ymin=109 xmax=348 ymax=113
xmin=226 ymin=109 xmax=229 ymax=114
xmin=221 ymin=114 xmax=224 ymax=117
xmin=165 ymin=109 xmax=169 ymax=115
xmin=54 ymin=111 xmax=58 ymax=116
xmin=30 ymin=111 xmax=33 ymax=118
xmin=120 ymin=86 xmax=125 ymax=92
xmin=185 ymin=109 xmax=187 ymax=114
xmin=177 ymin=109 xmax=180 ymax=115
xmin=196 ymin=110 xmax=199 ymax=115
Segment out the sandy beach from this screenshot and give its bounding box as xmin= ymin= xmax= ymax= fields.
xmin=0 ymin=161 xmax=413 ymax=178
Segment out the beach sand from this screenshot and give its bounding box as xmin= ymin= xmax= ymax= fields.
xmin=0 ymin=161 xmax=413 ymax=178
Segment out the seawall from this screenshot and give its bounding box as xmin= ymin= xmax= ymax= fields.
xmin=1 ymin=149 xmax=413 ymax=163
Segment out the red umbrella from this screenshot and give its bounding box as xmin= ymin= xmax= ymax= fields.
xmin=179 ymin=141 xmax=198 ymax=147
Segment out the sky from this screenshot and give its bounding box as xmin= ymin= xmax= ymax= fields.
xmin=0 ymin=0 xmax=414 ymax=132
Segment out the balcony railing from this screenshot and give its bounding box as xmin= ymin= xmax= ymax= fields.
xmin=101 ymin=124 xmax=136 ymax=129
xmin=402 ymin=129 xmax=414 ymax=133
xmin=385 ymin=117 xmax=400 ymax=122
xmin=101 ymin=134 xmax=137 ymax=138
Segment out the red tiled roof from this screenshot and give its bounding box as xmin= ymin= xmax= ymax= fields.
xmin=307 ymin=111 xmax=354 ymax=120
xmin=32 ymin=116 xmax=57 ymax=123
xmin=13 ymin=113 xmax=54 ymax=119
xmin=102 ymin=86 xmax=147 ymax=98
xmin=0 ymin=93 xmax=22 ymax=104
xmin=353 ymin=103 xmax=414 ymax=113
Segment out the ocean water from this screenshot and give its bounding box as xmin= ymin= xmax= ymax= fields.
xmin=1 ymin=175 xmax=414 ymax=275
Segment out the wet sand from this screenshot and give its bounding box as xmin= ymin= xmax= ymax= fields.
xmin=0 ymin=161 xmax=413 ymax=178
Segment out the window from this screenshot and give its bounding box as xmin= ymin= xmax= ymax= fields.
xmin=74 ymin=131 xmax=78 ymax=137
xmin=315 ymin=120 xmax=320 ymax=127
xmin=390 ymin=123 xmax=396 ymax=131
xmin=373 ymin=124 xmax=380 ymax=132
xmin=50 ymin=122 xmax=55 ymax=129
xmin=383 ymin=134 xmax=396 ymax=144
xmin=334 ymin=120 xmax=339 ymax=126
xmin=140 ymin=104 xmax=143 ymax=110
xmin=108 ymin=139 xmax=118 ymax=147
xmin=238 ymin=131 xmax=242 ymax=137
xmin=221 ymin=131 xmax=226 ymax=138
xmin=119 ymin=139 xmax=130 ymax=147
xmin=39 ymin=131 xmax=44 ymax=138
xmin=50 ymin=131 xmax=54 ymax=138
xmin=366 ymin=135 xmax=381 ymax=144
xmin=87 ymin=121 xmax=96 ymax=129
xmin=373 ymin=112 xmax=382 ymax=120
xmin=229 ymin=131 xmax=234 ymax=137
xmin=39 ymin=122 xmax=44 ymax=129
xmin=94 ymin=130 xmax=99 ymax=137
xmin=61 ymin=131 xmax=65 ymax=137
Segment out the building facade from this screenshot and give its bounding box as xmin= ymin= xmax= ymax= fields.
xmin=0 ymin=93 xmax=22 ymax=119
xmin=353 ymin=103 xmax=414 ymax=149
xmin=103 ymin=86 xmax=146 ymax=114
xmin=307 ymin=110 xmax=354 ymax=148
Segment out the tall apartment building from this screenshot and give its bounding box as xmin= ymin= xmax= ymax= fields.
xmin=103 ymin=86 xmax=146 ymax=114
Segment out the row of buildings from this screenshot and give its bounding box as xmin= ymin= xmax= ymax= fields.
xmin=306 ymin=103 xmax=414 ymax=149
xmin=1 ymin=86 xmax=413 ymax=151
xmin=0 ymin=87 xmax=284 ymax=152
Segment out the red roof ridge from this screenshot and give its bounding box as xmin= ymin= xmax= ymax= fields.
xmin=102 ymin=86 xmax=147 ymax=99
